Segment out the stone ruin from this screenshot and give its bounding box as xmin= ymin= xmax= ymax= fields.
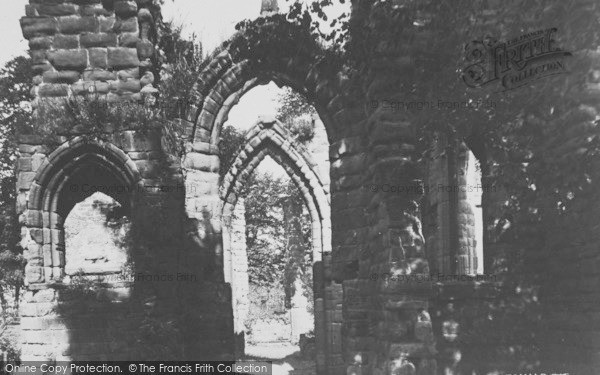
xmin=12 ymin=1 xmax=600 ymax=374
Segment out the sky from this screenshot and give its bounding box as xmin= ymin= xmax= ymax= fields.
xmin=0 ymin=0 xmax=29 ymax=67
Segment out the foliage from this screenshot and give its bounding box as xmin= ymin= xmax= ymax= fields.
xmin=218 ymin=125 xmax=246 ymax=179
xmin=219 ymin=85 xmax=317 ymax=293
xmin=28 ymin=21 xmax=206 ymax=141
xmin=232 ymin=12 xmax=333 ymax=71
xmin=276 ymin=87 xmax=316 ymax=144
xmin=0 ymin=56 xmax=31 ymax=326
xmin=157 ymin=23 xmax=205 ymax=120
xmin=219 ymin=120 xmax=314 ymax=297
xmin=283 ymin=0 xmax=350 ymax=49
xmin=0 ymin=56 xmax=33 ymax=166
xmin=240 ymin=172 xmax=288 ymax=286
xmin=32 ymin=97 xmax=162 ymax=140
xmin=0 ymin=333 xmax=20 ymax=362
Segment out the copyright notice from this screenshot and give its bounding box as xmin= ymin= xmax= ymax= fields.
xmin=2 ymin=361 xmax=272 ymax=375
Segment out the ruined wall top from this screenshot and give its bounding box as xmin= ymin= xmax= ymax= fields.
xmin=20 ymin=0 xmax=158 ymax=105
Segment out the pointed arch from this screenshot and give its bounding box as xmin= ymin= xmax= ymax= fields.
xmin=23 ymin=137 xmax=142 ymax=286
xmin=219 ymin=118 xmax=331 ymax=259
xmin=178 ymin=18 xmax=346 ymax=148
xmin=219 ymin=118 xmax=332 ymax=372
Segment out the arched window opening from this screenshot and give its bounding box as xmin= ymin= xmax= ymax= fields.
xmin=464 ymin=150 xmax=484 ymax=275
xmin=25 ymin=140 xmax=140 ymax=285
xmin=224 ymin=84 xmax=330 ymax=183
xmin=216 ymin=82 xmax=331 ymax=372
xmin=234 ymin=159 xmax=315 ymax=359
xmin=64 ymin=192 xmax=131 ymax=278
xmin=422 ymin=136 xmax=485 ymax=276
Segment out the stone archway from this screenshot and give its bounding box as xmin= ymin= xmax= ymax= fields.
xmin=175 ymin=17 xmax=344 ymax=148
xmin=18 ymin=136 xmax=150 ymax=361
xmin=219 ymin=118 xmax=331 ymax=372
xmin=22 ymin=137 xmax=142 ymax=287
xmin=176 ymin=19 xmax=355 ymax=373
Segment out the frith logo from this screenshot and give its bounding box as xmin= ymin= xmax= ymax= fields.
xmin=462 ymin=28 xmax=572 ymax=91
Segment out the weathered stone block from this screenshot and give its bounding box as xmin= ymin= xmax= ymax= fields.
xmin=16 ymin=192 xmax=28 ymax=214
xmin=37 ymin=4 xmax=80 ymax=16
xmin=20 ymin=298 xmax=54 ymax=319
xmin=114 ymin=1 xmax=138 ymax=17
xmin=21 ymin=17 xmax=58 ymax=38
xmin=119 ymin=130 xmax=160 ymax=151
xmin=21 ymin=316 xmax=66 ymax=331
xmin=117 ymin=67 xmax=139 ymax=79
xmin=47 ymin=49 xmax=88 ymax=70
xmin=182 ymin=153 xmax=220 ymax=172
xmin=80 ymin=4 xmax=112 ymax=16
xmin=137 ymin=39 xmax=154 ymax=59
xmin=22 ymin=329 xmax=70 ymax=344
xmin=134 ymin=160 xmax=159 ymax=178
xmin=19 ymin=134 xmax=44 ymax=145
xmin=118 ymin=32 xmax=139 ymax=47
xmin=43 ymin=71 xmax=81 ymax=84
xmin=53 ymin=34 xmax=80 ymax=49
xmin=99 ymin=16 xmax=116 ymax=32
xmin=52 ymin=250 xmax=65 ymax=267
xmin=81 ymin=32 xmax=117 ymax=48
xmin=113 ymin=17 xmax=138 ymax=33
xmin=30 ymin=289 xmax=58 ymax=303
xmin=107 ymin=47 xmax=139 ymax=68
xmin=127 ymin=151 xmax=147 ymax=159
xmin=18 ymin=157 xmax=33 ymax=172
xmin=25 ymin=265 xmax=44 ymax=284
xmin=108 ymin=78 xmax=141 ymax=94
xmin=106 ymin=92 xmax=141 ymax=102
xmin=140 ymin=71 xmax=154 ymax=86
xmin=29 ymin=36 xmax=54 ymax=49
xmin=70 ymin=82 xmax=85 ymax=95
xmin=25 ymin=243 xmax=43 ymax=264
xmin=72 ymin=0 xmax=103 ymax=4
xmin=88 ymin=48 xmax=108 ymax=69
xmin=25 ymin=4 xmax=38 ymax=17
xmin=330 ymin=154 xmax=366 ymax=178
xmin=31 ymin=52 xmax=50 ymax=69
xmin=17 ymin=171 xmax=36 ymax=190
xmin=83 ymin=68 xmax=115 ymax=81
xmin=190 ymin=141 xmax=219 ymax=155
xmin=24 ymin=210 xmax=43 ymax=228
xmin=57 ymin=16 xmax=98 ymax=34
xmin=33 ymin=62 xmax=54 ymax=74
xmin=38 ymin=83 xmax=69 ymax=97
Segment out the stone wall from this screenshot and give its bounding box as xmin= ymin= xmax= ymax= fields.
xmin=423 ymin=134 xmax=452 ymax=275
xmin=225 ymin=198 xmax=249 ymax=357
xmin=17 ymin=129 xmax=189 ymax=361
xmin=21 ymin=0 xmax=157 ymax=104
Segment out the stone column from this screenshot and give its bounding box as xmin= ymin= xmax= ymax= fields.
xmin=283 ymin=196 xmax=313 ymax=344
xmin=346 ymin=2 xmax=437 ymax=373
xmin=230 ymin=198 xmax=250 ymax=357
